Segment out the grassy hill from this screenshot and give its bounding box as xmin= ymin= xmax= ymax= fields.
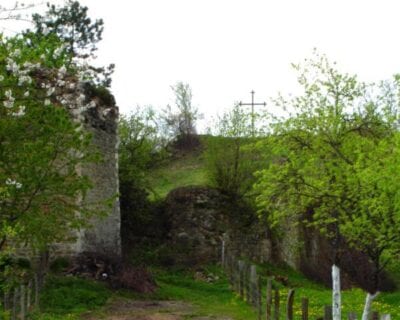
xmin=147 ymin=137 xmax=210 ymax=200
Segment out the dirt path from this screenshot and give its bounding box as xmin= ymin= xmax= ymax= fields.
xmin=83 ymin=298 xmax=232 ymax=320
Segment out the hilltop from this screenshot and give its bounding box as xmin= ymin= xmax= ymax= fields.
xmin=147 ymin=135 xmax=212 ymax=200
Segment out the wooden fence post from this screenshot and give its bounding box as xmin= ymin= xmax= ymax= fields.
xmin=301 ymin=297 xmax=309 ymax=320
xmin=234 ymin=260 xmax=240 ymax=293
xmin=286 ymin=289 xmax=295 ymax=320
xmin=34 ymin=273 xmax=39 ymax=307
xmin=227 ymin=255 xmax=233 ymax=288
xmin=324 ymin=305 xmax=332 ymax=320
xmin=372 ymin=311 xmax=379 ymax=320
xmin=274 ymin=289 xmax=280 ymax=320
xmin=231 ymin=257 xmax=235 ymax=291
xmin=347 ymin=312 xmax=357 ymax=320
xmin=20 ymin=284 xmax=26 ymax=320
xmin=3 ymin=292 xmax=9 ymax=311
xmin=27 ymin=280 xmax=32 ymax=310
xmin=257 ymin=276 xmax=262 ymax=320
xmin=239 ymin=260 xmax=245 ymax=299
xmin=12 ymin=287 xmax=18 ymax=320
xmin=221 ymin=239 xmax=225 ymax=267
xmin=246 ymin=263 xmax=251 ymax=303
xmin=250 ymin=265 xmax=258 ymax=307
xmin=266 ymin=279 xmax=272 ymax=320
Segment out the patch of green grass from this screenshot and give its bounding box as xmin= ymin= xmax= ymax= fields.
xmin=256 ymin=263 xmax=400 ymax=319
xmin=149 ymin=267 xmax=257 ymax=320
xmin=258 ymin=262 xmax=325 ymax=290
xmin=27 ymin=263 xmax=400 ymax=320
xmin=31 ymin=276 xmax=110 ymax=319
xmin=148 ymin=151 xmax=209 ymax=200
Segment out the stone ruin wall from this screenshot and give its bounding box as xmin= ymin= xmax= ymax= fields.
xmin=78 ymin=101 xmax=121 ymax=256
xmin=164 ymin=186 xmax=312 ymax=270
xmin=51 ymin=85 xmax=121 ymax=258
xmin=12 ymin=82 xmax=121 ymax=260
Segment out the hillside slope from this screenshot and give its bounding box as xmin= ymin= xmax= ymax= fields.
xmin=147 ymin=137 xmax=210 ymax=200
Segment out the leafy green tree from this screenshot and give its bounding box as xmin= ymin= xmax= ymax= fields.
xmin=254 ymin=53 xmax=400 ymax=319
xmin=119 ymin=106 xmax=165 ymax=188
xmin=205 ymin=104 xmax=264 ymax=206
xmin=0 ymin=32 xmax=103 ymax=254
xmin=29 ymin=0 xmax=114 ymax=87
xmin=162 ymin=82 xmax=199 ymax=145
xmin=31 ymin=0 xmax=103 ymax=57
xmin=118 ymin=107 xmax=167 ymax=238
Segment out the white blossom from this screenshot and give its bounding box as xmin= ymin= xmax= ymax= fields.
xmin=11 ymin=49 xmax=21 ymax=58
xmin=6 ymin=179 xmax=22 ymax=189
xmin=46 ymin=87 xmax=55 ymax=97
xmin=23 ymin=61 xmax=36 ymax=70
xmin=53 ymin=46 xmax=64 ymax=59
xmin=102 ymin=108 xmax=111 ymax=116
xmin=3 ymin=100 xmax=14 ymax=108
xmin=77 ymin=93 xmax=86 ymax=105
xmin=44 ymin=99 xmax=51 ymax=106
xmin=58 ymin=66 xmax=67 ymax=78
xmin=18 ymin=75 xmax=32 ymax=86
xmin=3 ymin=90 xmax=15 ymax=108
xmin=6 ymin=58 xmax=19 ymax=73
xmin=0 ymin=75 xmax=4 ymax=82
xmin=41 ymin=24 xmax=50 ymax=36
xmin=12 ymin=105 xmax=25 ymax=117
xmin=88 ymin=100 xmax=97 ymax=108
xmin=24 ymin=91 xmax=30 ymax=97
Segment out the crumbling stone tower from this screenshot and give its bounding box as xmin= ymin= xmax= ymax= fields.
xmin=78 ymin=90 xmax=121 ymax=256
xmin=54 ymin=84 xmax=121 ymax=257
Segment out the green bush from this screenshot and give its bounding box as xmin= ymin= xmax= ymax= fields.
xmin=50 ymin=257 xmax=70 ymax=273
xmin=39 ymin=276 xmax=110 ymax=314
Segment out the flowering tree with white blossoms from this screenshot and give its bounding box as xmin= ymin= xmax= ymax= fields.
xmin=0 ymin=30 xmax=107 ymax=256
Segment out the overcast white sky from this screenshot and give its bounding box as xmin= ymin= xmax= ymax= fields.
xmin=3 ymin=0 xmax=400 ymax=130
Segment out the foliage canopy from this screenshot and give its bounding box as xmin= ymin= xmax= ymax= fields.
xmin=254 ymin=53 xmax=400 ymax=292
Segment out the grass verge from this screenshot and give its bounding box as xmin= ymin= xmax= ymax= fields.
xmin=26 ymin=263 xmax=400 ymax=320
xmin=30 ymin=276 xmax=110 ymax=320
xmin=151 ymin=266 xmax=256 ymax=319
xmin=256 ymin=262 xmax=400 ymax=319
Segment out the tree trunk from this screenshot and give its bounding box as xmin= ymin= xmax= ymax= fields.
xmin=332 ymin=264 xmax=341 ymax=320
xmin=362 ymin=292 xmax=379 ymax=320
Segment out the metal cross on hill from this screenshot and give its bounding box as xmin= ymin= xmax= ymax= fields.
xmin=239 ymin=90 xmax=266 ymax=137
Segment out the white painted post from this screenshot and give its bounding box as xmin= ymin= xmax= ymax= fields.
xmin=362 ymin=292 xmax=380 ymax=320
xmin=332 ymin=265 xmax=341 ymax=320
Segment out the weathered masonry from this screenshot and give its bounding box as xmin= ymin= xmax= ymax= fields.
xmin=78 ymin=89 xmax=121 ymax=256
xmin=54 ymin=84 xmax=121 ymax=257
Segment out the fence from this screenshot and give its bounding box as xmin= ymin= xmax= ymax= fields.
xmin=2 ymin=272 xmax=43 ymax=320
xmin=222 ymin=243 xmax=391 ymax=320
